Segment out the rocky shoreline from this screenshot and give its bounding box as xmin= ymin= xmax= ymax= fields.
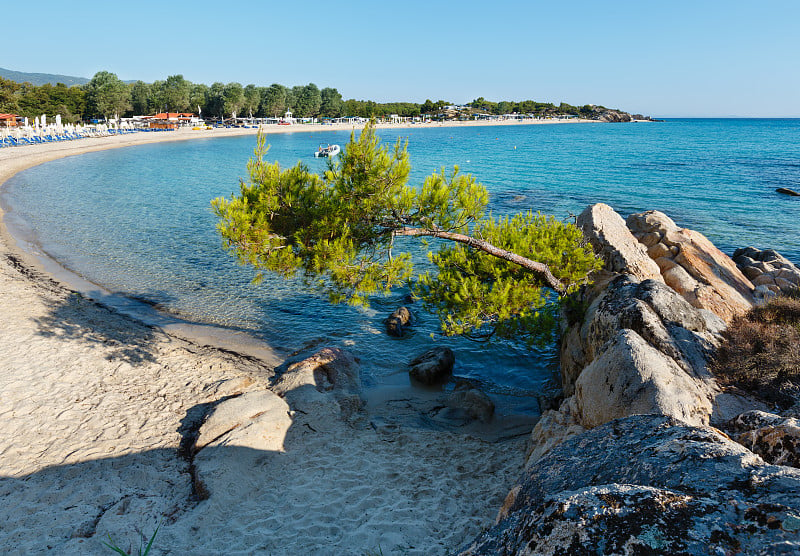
xmin=459 ymin=204 xmax=800 ymax=554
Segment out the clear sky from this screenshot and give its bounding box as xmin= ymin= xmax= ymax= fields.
xmin=5 ymin=0 xmax=799 ymax=117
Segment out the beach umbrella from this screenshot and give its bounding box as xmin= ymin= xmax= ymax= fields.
xmin=34 ymin=116 xmax=40 ymax=131
xmin=42 ymin=114 xmax=47 ymax=127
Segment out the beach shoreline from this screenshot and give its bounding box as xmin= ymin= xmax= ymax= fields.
xmin=0 ymin=120 xmax=534 ymax=554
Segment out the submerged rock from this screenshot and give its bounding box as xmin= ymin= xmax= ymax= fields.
xmin=445 ymin=380 xmax=495 ymax=423
xmin=408 ymin=347 xmax=455 ymax=385
xmin=385 ymin=306 xmax=413 ymax=337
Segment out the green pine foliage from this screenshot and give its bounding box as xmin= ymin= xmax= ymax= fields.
xmin=212 ymin=122 xmax=601 ymax=344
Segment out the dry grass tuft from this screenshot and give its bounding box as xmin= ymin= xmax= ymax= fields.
xmin=711 ymin=292 xmax=800 ymax=408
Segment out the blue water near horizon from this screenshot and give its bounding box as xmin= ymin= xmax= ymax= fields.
xmin=4 ymin=119 xmax=800 ymax=411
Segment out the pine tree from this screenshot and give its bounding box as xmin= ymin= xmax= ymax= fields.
xmin=212 ymin=123 xmax=601 ymax=344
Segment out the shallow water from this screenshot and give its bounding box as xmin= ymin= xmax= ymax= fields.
xmin=3 ymin=119 xmax=799 ymax=412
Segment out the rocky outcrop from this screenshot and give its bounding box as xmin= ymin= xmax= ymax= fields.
xmin=575 ymin=329 xmax=712 ymax=427
xmin=460 ymin=415 xmax=800 ymax=555
xmin=733 ymin=246 xmax=800 ymax=298
xmin=560 ymin=275 xmax=723 ymax=397
xmin=461 ymin=206 xmax=798 ymax=555
xmin=626 ymin=210 xmax=755 ymax=322
xmin=577 ymin=204 xmax=662 ymax=282
xmin=408 ymin=347 xmax=455 ymax=385
xmin=595 ymin=109 xmax=633 ymax=123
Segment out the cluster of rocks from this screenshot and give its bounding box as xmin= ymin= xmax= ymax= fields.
xmin=733 ymin=246 xmax=800 ymax=298
xmin=460 ymin=203 xmax=800 ymax=554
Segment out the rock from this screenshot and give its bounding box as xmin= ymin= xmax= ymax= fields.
xmin=272 ymin=347 xmax=362 ymax=423
xmin=560 ymin=274 xmax=721 ymax=396
xmin=192 ymin=390 xmax=293 ymax=499
xmin=577 ymin=203 xmax=663 ymax=282
xmin=525 ymin=397 xmax=585 ymax=464
xmin=733 ymin=246 xmax=800 ymax=296
xmin=385 ymin=306 xmax=413 ymax=337
xmin=585 ymin=275 xmax=718 ymax=377
xmin=445 ymin=380 xmax=495 ymax=422
xmin=647 ymin=242 xmax=671 ymax=260
xmin=459 ymin=415 xmax=800 ymax=555
xmin=776 ymin=187 xmax=800 ymax=196
xmin=728 ymin=410 xmax=800 ymax=468
xmin=775 ymin=277 xmax=798 ymax=291
xmin=595 ymin=109 xmax=633 ymax=123
xmin=574 ymin=329 xmax=712 ymax=428
xmin=408 ymin=347 xmax=454 ymax=385
xmin=193 ymin=390 xmax=291 ymax=453
xmin=662 ymin=263 xmax=699 ymax=295
xmin=755 ymin=284 xmax=780 ymax=301
xmin=627 ymin=210 xmax=755 ymax=322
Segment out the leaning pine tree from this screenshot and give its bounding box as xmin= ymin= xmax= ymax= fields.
xmin=212 ymin=122 xmax=601 ymax=345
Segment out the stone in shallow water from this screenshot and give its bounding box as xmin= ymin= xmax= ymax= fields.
xmin=408 ymin=347 xmax=454 ymax=385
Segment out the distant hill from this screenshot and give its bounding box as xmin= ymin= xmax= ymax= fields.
xmin=0 ymin=67 xmax=90 ymax=86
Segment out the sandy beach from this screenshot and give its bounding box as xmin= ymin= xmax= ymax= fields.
xmin=0 ymin=123 xmax=540 ymax=554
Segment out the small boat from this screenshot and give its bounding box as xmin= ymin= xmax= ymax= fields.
xmin=314 ymin=144 xmax=341 ymax=158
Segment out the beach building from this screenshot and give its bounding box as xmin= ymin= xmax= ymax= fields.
xmin=136 ymin=112 xmax=200 ymax=129
xmin=0 ymin=113 xmax=23 ymax=127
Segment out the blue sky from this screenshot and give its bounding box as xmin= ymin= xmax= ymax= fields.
xmin=5 ymin=0 xmax=799 ymax=117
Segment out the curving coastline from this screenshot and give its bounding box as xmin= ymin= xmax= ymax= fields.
xmin=0 ymin=126 xmax=538 ymax=554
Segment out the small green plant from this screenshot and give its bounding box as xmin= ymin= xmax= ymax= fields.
xmin=102 ymin=522 xmax=160 ymax=556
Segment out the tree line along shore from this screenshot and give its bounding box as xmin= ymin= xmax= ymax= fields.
xmin=0 ymin=70 xmax=649 ymax=124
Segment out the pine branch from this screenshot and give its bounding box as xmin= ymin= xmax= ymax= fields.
xmin=394 ymin=227 xmax=566 ymax=294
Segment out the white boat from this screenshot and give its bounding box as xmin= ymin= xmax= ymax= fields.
xmin=314 ymin=144 xmax=341 ymax=158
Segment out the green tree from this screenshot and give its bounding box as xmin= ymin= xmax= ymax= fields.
xmin=205 ymin=82 xmax=226 ymax=119
xmin=130 ymin=81 xmax=150 ymax=115
xmin=162 ymin=74 xmax=191 ymax=112
xmin=223 ymin=82 xmax=244 ymax=117
xmin=242 ymin=84 xmax=260 ymax=117
xmin=212 ymin=123 xmax=600 ymax=344
xmin=261 ymin=83 xmax=287 ymax=117
xmin=190 ymin=83 xmax=208 ymax=115
xmin=84 ymin=71 xmax=130 ymax=120
xmin=298 ymin=83 xmax=322 ymax=117
xmin=320 ymin=87 xmax=343 ymax=117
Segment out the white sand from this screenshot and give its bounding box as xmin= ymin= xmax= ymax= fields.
xmin=0 ymin=127 xmax=533 ymax=555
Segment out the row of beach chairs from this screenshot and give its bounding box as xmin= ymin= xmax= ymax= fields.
xmin=0 ymin=127 xmax=173 ymax=148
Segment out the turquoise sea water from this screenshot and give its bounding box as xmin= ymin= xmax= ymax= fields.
xmin=3 ymin=119 xmax=799 ymax=411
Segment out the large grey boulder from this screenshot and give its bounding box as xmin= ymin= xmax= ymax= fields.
xmin=577 ymin=204 xmax=663 ymax=282
xmin=574 ymin=329 xmax=713 ymax=428
xmin=460 ymin=415 xmax=800 ymax=555
xmin=561 ymin=274 xmax=723 ymax=396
